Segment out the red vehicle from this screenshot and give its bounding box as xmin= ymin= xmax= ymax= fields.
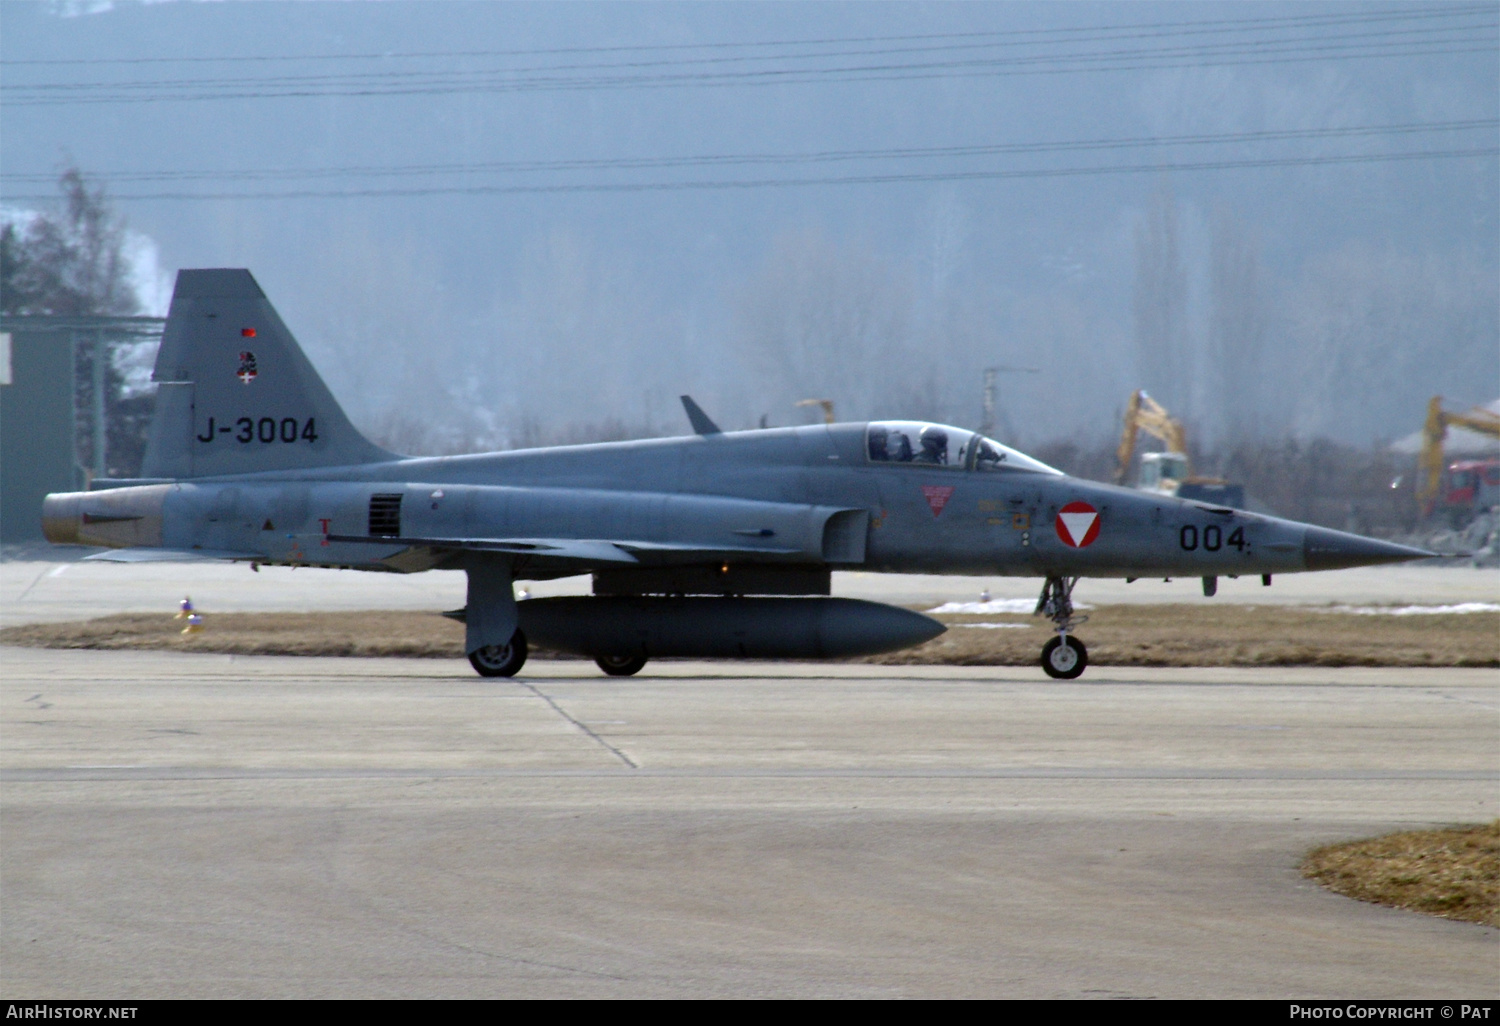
xmin=1439 ymin=459 xmax=1500 ymax=525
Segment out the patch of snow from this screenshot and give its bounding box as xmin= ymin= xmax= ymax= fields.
xmin=1318 ymin=603 xmax=1500 ymax=616
xmin=928 ymin=598 xmax=1092 ymax=615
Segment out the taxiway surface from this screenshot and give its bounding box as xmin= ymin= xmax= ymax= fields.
xmin=1 ymin=647 xmax=1495 ymax=998
xmin=4 ymin=551 xmax=1498 ymax=629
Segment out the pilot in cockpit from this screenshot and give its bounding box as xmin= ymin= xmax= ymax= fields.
xmin=867 ymin=425 xmax=889 ymax=461
xmin=890 ymin=431 xmax=914 ymax=462
xmin=914 ymin=425 xmax=948 ymax=465
xmin=975 ymin=437 xmax=1008 ymax=469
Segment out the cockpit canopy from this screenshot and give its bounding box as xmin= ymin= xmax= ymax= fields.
xmin=864 ymin=421 xmax=1061 ymax=475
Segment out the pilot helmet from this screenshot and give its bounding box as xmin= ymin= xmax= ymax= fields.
xmin=919 ymin=425 xmax=948 ymax=456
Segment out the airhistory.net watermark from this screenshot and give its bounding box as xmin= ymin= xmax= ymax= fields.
xmin=5 ymin=1007 xmax=137 ymax=1020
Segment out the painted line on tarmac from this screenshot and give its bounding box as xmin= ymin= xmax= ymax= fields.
xmin=519 ymin=681 xmax=639 ymax=769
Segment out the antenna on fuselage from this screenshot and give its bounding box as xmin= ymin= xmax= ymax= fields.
xmin=680 ymin=395 xmax=722 ymax=435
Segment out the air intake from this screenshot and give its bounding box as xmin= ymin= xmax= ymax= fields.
xmin=368 ymin=493 xmax=402 ymax=537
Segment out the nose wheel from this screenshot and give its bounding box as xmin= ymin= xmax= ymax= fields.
xmin=1036 ymin=576 xmax=1090 ymax=679
xmin=1040 ymin=635 xmax=1089 ymax=679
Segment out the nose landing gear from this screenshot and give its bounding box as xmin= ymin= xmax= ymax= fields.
xmin=1041 ymin=634 xmax=1088 ymax=679
xmin=1036 ymin=576 xmax=1089 ymax=679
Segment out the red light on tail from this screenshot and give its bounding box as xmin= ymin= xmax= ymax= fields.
xmin=241 ymin=328 xmax=256 ymax=337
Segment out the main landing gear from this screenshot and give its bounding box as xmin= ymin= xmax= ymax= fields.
xmin=595 ymin=653 xmax=648 ymax=677
xmin=1036 ymin=576 xmax=1089 ymax=679
xmin=468 ymin=630 xmax=528 ymax=677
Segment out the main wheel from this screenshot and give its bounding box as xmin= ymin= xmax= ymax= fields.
xmin=1040 ymin=635 xmax=1088 ymax=679
xmin=595 ymin=653 xmax=647 ymax=677
xmin=468 ymin=630 xmax=528 ymax=677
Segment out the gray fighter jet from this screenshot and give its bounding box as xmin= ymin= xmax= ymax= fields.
xmin=42 ymin=270 xmax=1432 ymax=679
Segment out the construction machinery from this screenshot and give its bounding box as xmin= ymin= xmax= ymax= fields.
xmin=796 ymin=399 xmax=835 ymax=425
xmin=1416 ymin=396 xmax=1500 ymax=523
xmin=1115 ymin=390 xmax=1244 ymax=507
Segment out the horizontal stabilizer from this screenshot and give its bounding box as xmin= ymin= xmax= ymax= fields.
xmin=83 ymin=548 xmax=264 ymax=563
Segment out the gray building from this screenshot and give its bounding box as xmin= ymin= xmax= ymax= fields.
xmin=0 ymin=317 xmax=164 ymax=542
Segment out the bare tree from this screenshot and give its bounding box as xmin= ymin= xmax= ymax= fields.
xmin=1133 ymin=182 xmax=1190 ymax=413
xmin=1207 ymin=205 xmax=1265 ymax=443
xmin=1280 ymin=242 xmax=1499 ymax=442
xmin=1 ymin=167 xmax=138 ymax=317
xmin=2 ymin=167 xmax=149 ymax=475
xmin=734 ymin=227 xmax=914 ymax=422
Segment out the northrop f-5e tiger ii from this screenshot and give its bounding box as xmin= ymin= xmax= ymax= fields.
xmin=43 ymin=270 xmax=1433 ymax=679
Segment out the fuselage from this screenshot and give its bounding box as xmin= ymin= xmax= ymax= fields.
xmin=43 ymin=421 xmax=1372 ymax=582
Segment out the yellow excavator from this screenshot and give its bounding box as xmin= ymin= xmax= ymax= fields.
xmin=1114 ymin=390 xmax=1244 ymax=507
xmin=796 ymin=399 xmax=835 ymax=424
xmin=1416 ymin=396 xmax=1500 ymax=520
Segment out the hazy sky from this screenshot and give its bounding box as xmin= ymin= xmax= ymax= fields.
xmin=4 ymin=1 xmax=1496 ymax=451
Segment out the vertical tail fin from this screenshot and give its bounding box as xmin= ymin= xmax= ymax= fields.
xmin=141 ymin=269 xmax=394 ymax=479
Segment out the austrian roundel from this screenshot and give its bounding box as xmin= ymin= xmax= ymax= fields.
xmin=1055 ymin=501 xmax=1101 ymax=548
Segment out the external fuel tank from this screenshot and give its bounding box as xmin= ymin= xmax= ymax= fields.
xmin=514 ymin=596 xmax=945 ymax=660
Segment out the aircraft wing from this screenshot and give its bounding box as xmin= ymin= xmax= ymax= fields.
xmin=327 ymin=534 xmax=641 ymax=564
xmin=612 ymin=539 xmax=804 ymax=558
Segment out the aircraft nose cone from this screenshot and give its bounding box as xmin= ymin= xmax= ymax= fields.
xmin=1302 ymin=525 xmax=1436 ymax=571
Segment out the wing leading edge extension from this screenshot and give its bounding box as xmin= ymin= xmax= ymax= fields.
xmin=324 ymin=533 xmax=809 ymax=574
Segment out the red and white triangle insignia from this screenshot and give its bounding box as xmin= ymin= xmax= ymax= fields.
xmin=1055 ymin=501 xmax=1101 ymax=547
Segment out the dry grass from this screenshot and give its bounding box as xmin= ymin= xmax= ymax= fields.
xmin=1 ymin=604 xmax=1495 ymax=667
xmin=0 ymin=611 xmax=474 ymax=659
xmin=870 ymin=603 xmax=1499 ymax=667
xmin=1302 ymin=823 xmax=1500 ymax=927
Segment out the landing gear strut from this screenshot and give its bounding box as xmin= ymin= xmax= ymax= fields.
xmin=1036 ymin=576 xmax=1089 ymax=679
